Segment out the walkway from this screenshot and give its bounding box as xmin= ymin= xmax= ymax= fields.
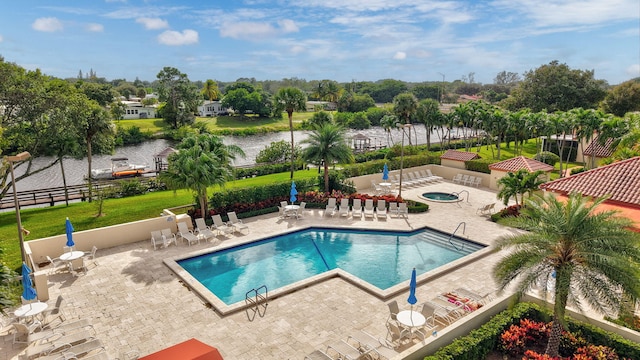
xmin=3 ymin=182 xmax=515 ymax=359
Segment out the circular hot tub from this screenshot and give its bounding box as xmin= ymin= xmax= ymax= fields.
xmin=419 ymin=192 xmax=461 ymax=203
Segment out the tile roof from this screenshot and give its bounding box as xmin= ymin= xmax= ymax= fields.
xmin=440 ymin=149 xmax=480 ymax=161
xmin=583 ymin=137 xmax=615 ymax=158
xmin=540 ymin=156 xmax=640 ymax=207
xmin=488 ymin=156 xmax=555 ymax=172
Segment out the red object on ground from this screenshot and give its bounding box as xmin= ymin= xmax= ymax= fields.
xmin=139 ymin=338 xmax=223 ymax=360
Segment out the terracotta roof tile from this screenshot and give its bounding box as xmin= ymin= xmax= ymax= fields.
xmin=540 ymin=156 xmax=640 ymax=207
xmin=440 ymin=150 xmax=480 ymax=161
xmin=583 ymin=137 xmax=615 ymax=158
xmin=488 ymin=156 xmax=554 ymax=172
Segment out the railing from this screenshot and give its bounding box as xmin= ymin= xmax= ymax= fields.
xmin=452 ymin=190 xmax=470 ymax=204
xmin=245 ymin=285 xmax=269 ymax=321
xmin=448 ymin=222 xmax=466 ymax=251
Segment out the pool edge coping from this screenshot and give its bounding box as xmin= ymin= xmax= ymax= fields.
xmin=163 ymin=225 xmax=497 ymax=316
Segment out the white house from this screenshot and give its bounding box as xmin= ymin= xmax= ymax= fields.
xmin=120 ymin=100 xmax=157 ymax=119
xmin=198 ymin=100 xmax=228 ymax=117
xmin=306 ymin=101 xmax=337 ymax=112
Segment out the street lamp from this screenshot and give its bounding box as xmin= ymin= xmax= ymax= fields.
xmin=6 ymin=151 xmax=31 ymax=264
xmin=437 ymin=72 xmax=445 ymax=104
xmin=396 ymin=123 xmax=411 ymax=198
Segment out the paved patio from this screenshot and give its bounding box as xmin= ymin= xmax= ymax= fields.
xmin=3 ymin=181 xmax=519 ymax=359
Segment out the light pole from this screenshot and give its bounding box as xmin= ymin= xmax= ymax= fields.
xmin=396 ymin=123 xmax=411 ymax=198
xmin=437 ymin=72 xmax=445 ymax=103
xmin=6 ymin=151 xmax=31 ymax=264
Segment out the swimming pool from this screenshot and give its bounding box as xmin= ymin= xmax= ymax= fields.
xmin=176 ymin=227 xmax=485 ymax=306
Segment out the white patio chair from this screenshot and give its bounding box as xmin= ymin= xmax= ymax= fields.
xmin=338 ymin=198 xmax=350 ymax=217
xmin=160 ymin=228 xmax=177 ymax=247
xmin=351 ymin=199 xmax=363 ymax=219
xmin=452 ymin=173 xmax=463 ymax=183
xmin=397 ymin=202 xmax=409 ymax=218
xmin=177 ymin=221 xmax=200 ymax=246
xmin=227 ymin=211 xmax=249 ymax=233
xmin=211 ymin=214 xmax=234 ymax=237
xmin=464 ymin=175 xmax=476 ymax=186
xmin=46 ymin=256 xmax=65 ymax=275
xmin=195 ymin=218 xmax=216 ymax=242
xmin=296 ymin=202 xmax=307 ymax=219
xmin=325 ymin=198 xmax=337 ymax=217
xmin=363 ymin=199 xmax=375 ymax=218
xmin=460 ymin=174 xmax=470 ymax=185
xmin=388 ymin=202 xmax=398 ymax=217
xmin=83 ymin=246 xmax=98 ymax=269
xmin=471 ymin=176 xmax=482 ymax=187
xmin=376 ymin=199 xmax=387 ymax=219
xmin=150 ymin=230 xmax=165 ymax=250
xmin=371 ymin=180 xmax=384 ymax=195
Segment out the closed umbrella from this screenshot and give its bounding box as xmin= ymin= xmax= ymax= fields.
xmin=407 ymin=267 xmax=417 ymax=326
xmin=382 ymin=164 xmax=389 ymax=181
xmin=21 ymin=263 xmax=37 ymax=302
xmin=65 ymin=217 xmax=75 ymax=250
xmin=290 ymin=181 xmax=298 ymax=204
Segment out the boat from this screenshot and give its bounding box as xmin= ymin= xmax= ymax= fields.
xmin=90 ymin=157 xmax=148 ymax=179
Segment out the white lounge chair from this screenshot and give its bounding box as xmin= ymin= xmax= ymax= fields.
xmin=452 ymin=173 xmax=463 ymax=183
xmin=363 ymin=199 xmax=375 ymax=218
xmin=177 ymin=222 xmax=200 ymax=246
xmin=351 ymin=199 xmax=362 ymax=219
xmin=376 ymin=199 xmax=387 ymax=219
xmin=41 ymin=295 xmax=66 ymax=327
xmin=338 ymin=198 xmax=350 ymax=217
xmin=211 ymin=214 xmax=234 ymax=237
xmin=388 ymin=202 xmax=398 ymax=217
xmin=460 ymin=174 xmax=470 ymax=185
xmin=150 ymin=230 xmax=165 ymax=250
xmin=325 ymin=198 xmax=337 ymax=217
xmin=471 ymin=176 xmax=482 ymax=187
xmin=227 ymin=211 xmax=249 ymax=233
xmin=326 ymin=341 xmax=362 ymax=360
xmin=476 ymin=203 xmax=495 ymax=215
xmin=160 ymin=228 xmax=177 ymax=247
xmin=195 ymin=218 xmax=216 ymax=242
xmin=426 ymin=169 xmax=443 ymax=181
xmin=397 ymin=202 xmax=408 ymax=218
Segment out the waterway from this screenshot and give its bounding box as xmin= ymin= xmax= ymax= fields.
xmin=12 ymin=125 xmax=451 ymax=192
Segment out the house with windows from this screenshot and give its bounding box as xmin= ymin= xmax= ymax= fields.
xmin=198 ymin=100 xmax=228 ymax=117
xmin=120 ymin=100 xmax=157 ymax=119
xmin=306 ymin=101 xmax=337 ymax=112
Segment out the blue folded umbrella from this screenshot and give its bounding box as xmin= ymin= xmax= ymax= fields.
xmin=21 ymin=263 xmax=37 ymax=301
xmin=407 ymin=267 xmax=417 ymax=305
xmin=65 ymin=217 xmax=75 ymax=248
xmin=382 ymin=164 xmax=389 ymax=181
xmin=290 ymin=181 xmax=298 ymax=204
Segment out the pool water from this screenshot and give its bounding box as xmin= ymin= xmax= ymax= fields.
xmin=178 ymin=227 xmax=484 ymax=305
xmin=421 ymin=192 xmax=460 ymax=202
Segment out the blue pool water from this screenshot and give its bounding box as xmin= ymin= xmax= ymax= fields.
xmin=178 ymin=227 xmax=484 ymax=305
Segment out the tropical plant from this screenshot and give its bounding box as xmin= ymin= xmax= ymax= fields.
xmin=496 ymin=169 xmax=545 ymax=206
xmin=160 ymin=134 xmax=244 ymax=217
xmin=392 ymin=93 xmax=418 ymax=144
xmin=156 ymin=66 xmax=200 ymax=129
xmin=273 ymin=87 xmax=307 ymax=179
xmin=493 ymin=192 xmax=640 ymax=357
xmin=201 ymin=79 xmax=221 ymax=101
xmin=301 ymin=123 xmax=354 ymax=192
xmin=414 ymin=98 xmax=441 ymax=151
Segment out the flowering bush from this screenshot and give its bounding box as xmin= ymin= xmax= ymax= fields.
xmin=499 ymin=319 xmax=550 ymax=355
xmin=523 ymin=350 xmax=561 ymax=360
xmin=573 ymin=345 xmax=619 ymax=360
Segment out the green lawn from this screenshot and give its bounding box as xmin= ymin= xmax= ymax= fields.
xmin=0 ymin=169 xmax=319 ymax=271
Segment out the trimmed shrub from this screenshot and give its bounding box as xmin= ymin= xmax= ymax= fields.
xmin=534 ymin=151 xmax=560 ymax=167
xmin=465 ymin=158 xmax=496 ymax=174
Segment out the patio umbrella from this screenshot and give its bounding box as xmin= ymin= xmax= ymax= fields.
xmin=382 ymin=164 xmax=389 ymax=181
xmin=407 ymin=267 xmax=418 ymax=326
xmin=21 ymin=263 xmax=37 ymax=303
xmin=290 ymin=181 xmax=298 ymax=204
xmin=65 ymin=217 xmax=75 ymax=250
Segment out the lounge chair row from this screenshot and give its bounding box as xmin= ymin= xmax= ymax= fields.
xmin=325 ymin=198 xmax=408 ymax=219
xmin=150 ymin=212 xmax=249 ymax=249
xmin=452 ymin=173 xmax=482 ymax=187
xmin=390 ymin=169 xmax=443 ymax=188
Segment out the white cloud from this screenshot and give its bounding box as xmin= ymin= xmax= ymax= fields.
xmin=86 ymin=23 xmax=104 ymax=32
xmin=157 ymin=29 xmax=198 ymax=46
xmin=278 ymin=19 xmax=299 ymax=33
xmin=626 ymin=64 xmax=640 ymax=78
xmin=136 ymin=17 xmax=169 ymax=30
xmin=32 ymin=17 xmax=64 ymax=32
xmin=393 ymin=52 xmax=407 ymax=60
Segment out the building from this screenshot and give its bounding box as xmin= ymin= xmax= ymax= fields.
xmin=198 ymin=100 xmax=228 ymax=117
xmin=439 ymin=150 xmax=481 ymax=170
xmin=305 ymin=101 xmax=337 ymax=112
xmin=488 ymin=156 xmax=554 ymax=190
xmin=120 ymin=100 xmax=157 ymax=119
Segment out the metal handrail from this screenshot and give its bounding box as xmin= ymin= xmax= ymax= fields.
xmin=451 ymin=190 xmax=470 ymax=203
xmin=448 ymin=222 xmax=466 ymax=251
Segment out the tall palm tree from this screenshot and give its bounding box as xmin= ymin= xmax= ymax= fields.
xmin=201 ymin=79 xmax=221 ymax=102
xmin=160 ymin=134 xmax=244 ymax=217
xmin=273 ymin=87 xmax=307 ymax=179
xmin=393 ymin=93 xmax=418 ymax=145
xmin=493 ymin=192 xmax=640 ymax=357
xmin=82 ymin=100 xmax=114 ymax=202
xmin=380 ymin=114 xmax=398 ymax=147
xmin=415 ymin=99 xmax=441 ymax=151
xmin=301 ymin=123 xmax=354 ymax=192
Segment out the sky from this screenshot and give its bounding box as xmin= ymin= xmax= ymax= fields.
xmin=0 ymin=0 xmax=639 ymax=86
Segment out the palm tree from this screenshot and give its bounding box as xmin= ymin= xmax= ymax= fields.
xmin=393 ymin=93 xmax=418 ymax=145
xmin=380 ymin=114 xmax=398 ymax=147
xmin=496 ymin=169 xmax=545 ymax=206
xmin=82 ymin=100 xmax=114 ymax=202
xmin=201 ymin=79 xmax=221 ymax=102
xmin=415 ymin=99 xmax=441 ymax=151
xmin=493 ymin=192 xmax=640 ymax=357
xmin=273 ymin=87 xmax=307 ymax=179
xmin=301 ymin=123 xmax=354 ymax=192
xmin=160 ymin=134 xmax=244 ymax=217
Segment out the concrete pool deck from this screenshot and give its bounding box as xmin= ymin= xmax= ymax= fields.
xmin=3 ymin=182 xmax=519 ymax=359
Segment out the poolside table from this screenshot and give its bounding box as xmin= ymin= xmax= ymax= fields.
xmin=284 ymin=205 xmax=300 ymax=218
xmin=397 ymin=310 xmax=426 ymax=339
xmin=60 ymin=250 xmax=85 ymax=272
xmin=14 ymin=301 xmax=48 ymax=322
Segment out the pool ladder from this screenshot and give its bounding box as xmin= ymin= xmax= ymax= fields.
xmin=448 ymin=222 xmax=466 ymax=251
xmin=245 ymin=285 xmax=268 ymax=321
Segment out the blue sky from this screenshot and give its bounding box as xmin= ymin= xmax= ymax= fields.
xmin=1 ymin=0 xmax=638 ymax=85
